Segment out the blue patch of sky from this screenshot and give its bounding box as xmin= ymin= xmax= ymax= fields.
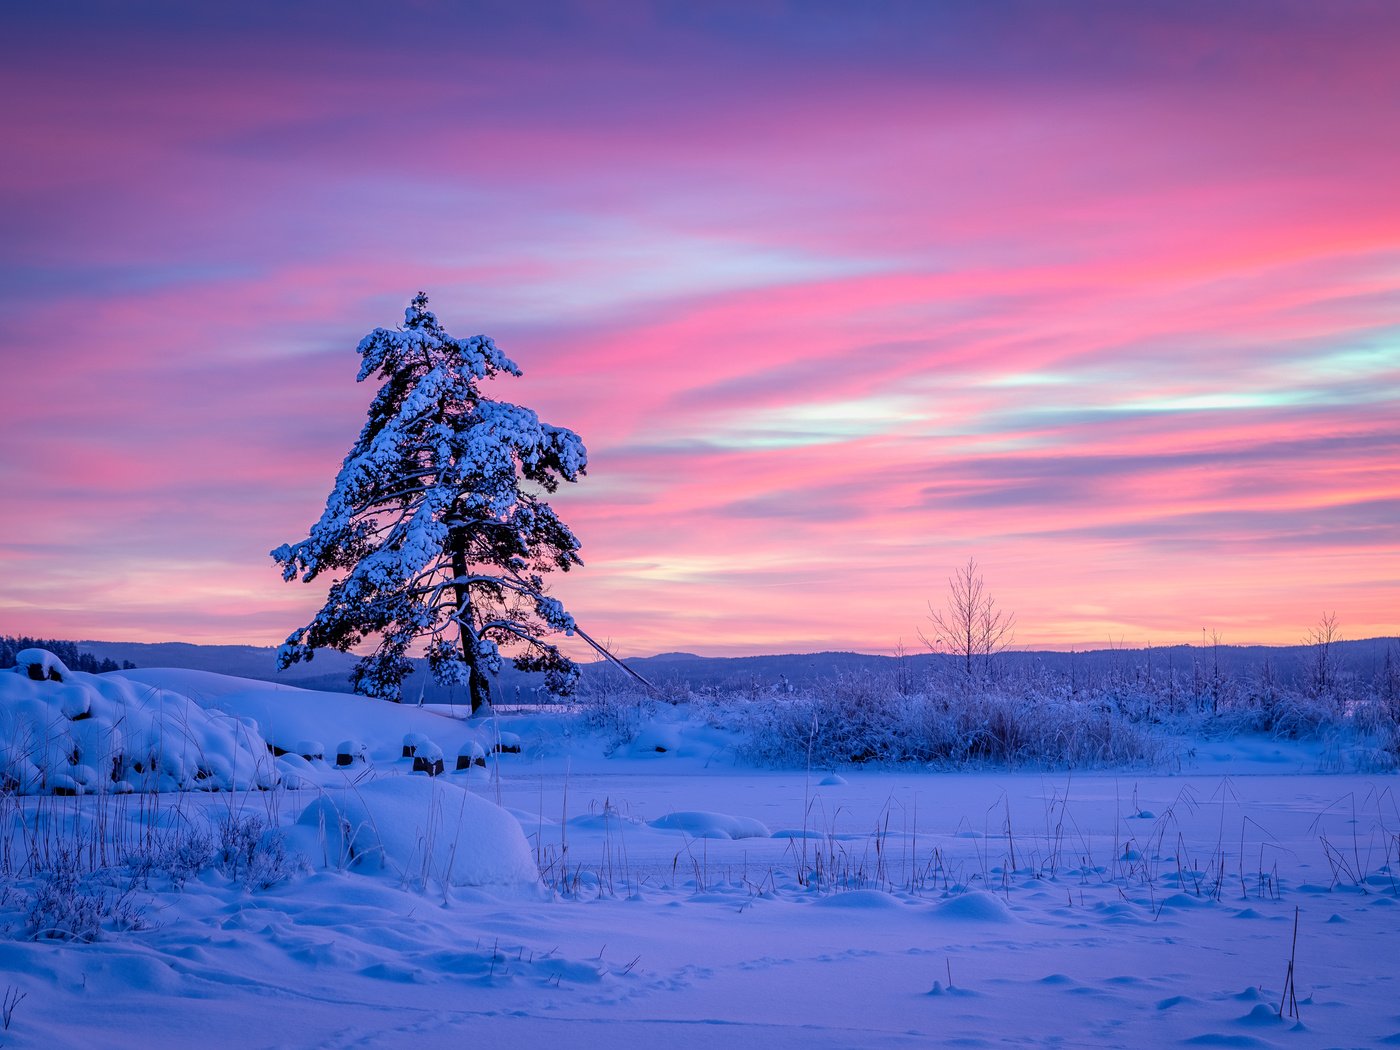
xmin=0 ymin=261 xmax=260 ymax=305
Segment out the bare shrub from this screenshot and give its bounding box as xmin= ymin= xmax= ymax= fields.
xmin=216 ymin=814 xmax=301 ymax=890
xmin=126 ymin=828 xmax=216 ymax=890
xmin=24 ymin=847 xmax=149 ymax=942
xmin=921 ymin=558 xmax=1014 ymax=678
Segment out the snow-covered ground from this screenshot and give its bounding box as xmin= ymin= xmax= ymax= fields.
xmin=2 ymin=660 xmax=1398 ymax=1048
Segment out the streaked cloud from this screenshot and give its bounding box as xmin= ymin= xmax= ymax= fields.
xmin=1 ymin=2 xmax=1396 ymax=655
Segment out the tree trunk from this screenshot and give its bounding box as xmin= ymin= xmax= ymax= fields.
xmin=450 ymin=528 xmax=492 ymax=714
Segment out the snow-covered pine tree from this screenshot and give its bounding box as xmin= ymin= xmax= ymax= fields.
xmin=271 ymin=293 xmax=587 ymax=712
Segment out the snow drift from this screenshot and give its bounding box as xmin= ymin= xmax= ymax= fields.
xmin=1 ymin=650 xmax=278 ymax=793
xmin=297 ymin=776 xmax=539 ymax=889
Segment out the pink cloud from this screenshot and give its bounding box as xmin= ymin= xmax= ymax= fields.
xmin=2 ymin=3 xmax=1397 ymax=655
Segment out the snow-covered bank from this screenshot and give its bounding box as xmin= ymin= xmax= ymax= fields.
xmin=0 ymin=653 xmax=278 ymax=794
xmin=1 ymin=659 xmax=1398 ymax=1048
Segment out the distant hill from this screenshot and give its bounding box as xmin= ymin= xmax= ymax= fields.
xmin=78 ymin=641 xmax=350 ymax=681
xmin=68 ymin=635 xmax=1400 ymax=701
xmin=76 ymin=639 xmax=527 ymax=705
xmin=605 ymin=640 xmax=1400 ymax=693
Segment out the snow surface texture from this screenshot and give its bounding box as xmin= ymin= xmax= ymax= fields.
xmin=1 ymin=661 xmax=1398 ymax=1048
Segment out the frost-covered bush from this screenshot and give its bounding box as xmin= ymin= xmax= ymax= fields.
xmin=25 ymin=847 xmax=148 ymax=941
xmin=147 ymin=830 xmax=216 ymax=889
xmin=1216 ymin=686 xmax=1341 ymax=739
xmin=726 ymin=649 xmax=1400 ymax=771
xmin=0 ymin=652 xmax=278 ymax=794
xmin=740 ymin=674 xmax=1163 ymax=769
xmin=111 ymin=815 xmax=297 ymax=892
xmin=1352 ymin=696 xmax=1400 ymax=738
xmin=217 ymin=815 xmax=302 ymax=890
xmin=577 ymin=677 xmax=654 ymax=747
xmin=1344 ymin=698 xmax=1400 ymax=771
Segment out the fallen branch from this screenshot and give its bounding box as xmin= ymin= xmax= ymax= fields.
xmin=572 ymin=625 xmax=661 ymax=696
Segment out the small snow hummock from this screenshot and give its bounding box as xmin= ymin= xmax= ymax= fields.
xmin=295 ymin=776 xmax=539 ymax=889
xmin=648 ymin=811 xmax=772 ymax=840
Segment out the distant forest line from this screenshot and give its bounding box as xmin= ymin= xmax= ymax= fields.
xmin=0 ymin=636 xmax=136 ymax=676
xmin=3 ymin=633 xmax=1397 ymax=707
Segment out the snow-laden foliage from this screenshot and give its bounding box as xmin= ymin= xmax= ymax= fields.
xmin=0 ymin=652 xmax=278 ymax=794
xmin=272 ymin=293 xmax=587 ymax=709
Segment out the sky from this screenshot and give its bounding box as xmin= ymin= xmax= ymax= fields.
xmin=1 ymin=1 xmax=1397 ymax=658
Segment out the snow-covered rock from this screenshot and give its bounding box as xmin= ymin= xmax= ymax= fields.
xmin=336 ymin=739 xmax=367 ymax=766
xmin=13 ymin=648 xmax=71 ymax=682
xmin=411 ymin=740 xmax=445 ymax=775
xmin=455 ymin=740 xmax=487 ymax=771
xmin=492 ymin=731 xmax=522 ymax=754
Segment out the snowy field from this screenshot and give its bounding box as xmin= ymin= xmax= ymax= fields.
xmin=2 ymin=659 xmax=1398 ymax=1048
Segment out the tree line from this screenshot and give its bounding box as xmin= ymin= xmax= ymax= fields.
xmin=0 ymin=637 xmax=135 ymax=675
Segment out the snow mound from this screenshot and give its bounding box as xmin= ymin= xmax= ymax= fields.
xmin=632 ymin=724 xmax=682 ymax=754
xmin=648 ymin=811 xmax=771 ymax=839
xmin=120 ymin=668 xmax=477 ymax=763
xmin=0 ymin=654 xmax=278 ymax=793
xmin=812 ymin=889 xmax=905 ymax=909
xmin=297 ymin=776 xmax=539 ymax=889
xmin=932 ymin=890 xmax=1020 ymax=923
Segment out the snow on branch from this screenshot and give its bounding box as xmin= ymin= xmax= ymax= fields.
xmin=272 ymin=294 xmax=587 ymax=711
